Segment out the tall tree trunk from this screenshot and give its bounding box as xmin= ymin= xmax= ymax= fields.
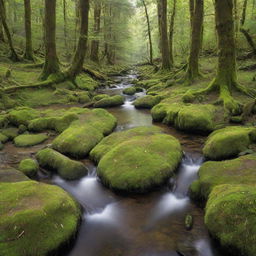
xmin=0 ymin=14 xmax=4 ymax=42
xmin=68 ymin=0 xmax=90 ymax=78
xmin=23 ymin=0 xmax=34 ymax=61
xmin=186 ymin=0 xmax=204 ymax=82
xmin=142 ymin=0 xmax=153 ymax=64
xmin=90 ymin=1 xmax=101 ymax=63
xmin=40 ymin=0 xmax=60 ymax=80
xmin=189 ymin=0 xmax=195 ymax=29
xmin=157 ymin=0 xmax=171 ymax=69
xmin=169 ymin=0 xmax=177 ymax=66
xmin=0 ymin=0 xmax=19 ymax=61
xmin=63 ymin=0 xmax=68 ymax=55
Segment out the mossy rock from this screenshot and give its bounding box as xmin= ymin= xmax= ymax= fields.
xmin=93 ymin=94 xmax=110 ymax=102
xmin=14 ymin=133 xmax=48 ymax=147
xmin=0 ymin=114 xmax=9 ymax=128
xmin=203 ymin=126 xmax=256 ymax=160
xmin=97 ymin=133 xmax=182 ymax=193
xmin=123 ymin=87 xmax=136 ymax=95
xmin=94 ymin=95 xmax=124 ymax=108
xmin=190 ymin=154 xmax=256 ymax=202
xmin=52 ymin=109 xmax=116 ymax=158
xmin=151 ymin=103 xmax=170 ymax=122
xmin=0 ymin=133 xmax=8 ymax=143
xmin=90 ymin=126 xmax=162 ymax=163
xmin=0 ymin=181 xmax=81 ymax=256
xmin=8 ymin=107 xmax=39 ymax=126
xmin=77 ymin=92 xmax=91 ymax=104
xmin=0 ymin=168 xmax=29 ymax=183
xmin=135 ymin=87 xmax=144 ymax=92
xmin=36 ymin=148 xmax=88 ymax=180
xmin=19 ymin=158 xmax=39 ymax=178
xmin=205 ymin=184 xmax=256 ymax=256
xmin=1 ymin=127 xmax=19 ymax=139
xmin=134 ymin=95 xmax=161 ymax=109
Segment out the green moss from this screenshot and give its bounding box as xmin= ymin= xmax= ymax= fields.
xmin=18 ymin=124 xmax=27 ymax=134
xmin=97 ymin=133 xmax=182 ymax=193
xmin=134 ymin=95 xmax=161 ymax=109
xmin=1 ymin=127 xmax=19 ymax=139
xmin=123 ymin=87 xmax=136 ymax=95
xmin=151 ymin=103 xmax=170 ymax=122
xmin=190 ymin=154 xmax=256 ymax=202
xmin=75 ymin=73 xmax=99 ymax=91
xmin=93 ymin=94 xmax=110 ymax=101
xmin=36 ymin=148 xmax=88 ymax=180
xmin=77 ymin=92 xmax=91 ymax=104
xmin=205 ymin=184 xmax=256 ymax=256
xmin=19 ymin=158 xmax=39 ymax=178
xmin=203 ymin=126 xmax=256 ymax=160
xmin=0 ymin=133 xmax=8 ymax=143
xmin=0 ymin=168 xmax=29 ymax=183
xmin=90 ymin=126 xmax=162 ymax=163
xmin=0 ymin=114 xmax=9 ymax=128
xmin=0 ymin=181 xmax=81 ymax=256
xmin=8 ymin=107 xmax=39 ymax=126
xmin=163 ymin=103 xmax=183 ymax=125
xmin=14 ymin=133 xmax=48 ymax=147
xmin=94 ymin=95 xmax=124 ymax=108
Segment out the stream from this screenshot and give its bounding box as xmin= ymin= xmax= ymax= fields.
xmin=0 ymin=71 xmax=224 ymax=256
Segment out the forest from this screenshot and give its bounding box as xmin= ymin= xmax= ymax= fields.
xmin=0 ymin=0 xmax=256 ymax=256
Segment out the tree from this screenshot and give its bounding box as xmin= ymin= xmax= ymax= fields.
xmin=23 ymin=0 xmax=34 ymax=61
xmin=40 ymin=0 xmax=60 ymax=80
xmin=169 ymin=0 xmax=177 ymax=66
xmin=68 ymin=0 xmax=90 ymax=78
xmin=90 ymin=0 xmax=101 ymax=63
xmin=0 ymin=14 xmax=4 ymax=42
xmin=0 ymin=0 xmax=19 ymax=61
xmin=63 ymin=0 xmax=69 ymax=57
xmin=157 ymin=0 xmax=171 ymax=69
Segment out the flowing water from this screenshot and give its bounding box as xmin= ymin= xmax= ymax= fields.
xmin=1 ymin=72 xmax=224 ymax=256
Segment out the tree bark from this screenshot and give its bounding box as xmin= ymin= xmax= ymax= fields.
xmin=23 ymin=0 xmax=34 ymax=61
xmin=63 ymin=0 xmax=68 ymax=54
xmin=142 ymin=0 xmax=153 ymax=64
xmin=0 ymin=0 xmax=19 ymax=61
xmin=157 ymin=0 xmax=171 ymax=69
xmin=169 ymin=0 xmax=176 ymax=66
xmin=90 ymin=1 xmax=101 ymax=63
xmin=186 ymin=0 xmax=204 ymax=81
xmin=0 ymin=13 xmax=4 ymax=42
xmin=68 ymin=0 xmax=90 ymax=78
xmin=40 ymin=0 xmax=60 ymax=80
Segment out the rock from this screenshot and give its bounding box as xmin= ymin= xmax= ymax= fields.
xmin=123 ymin=87 xmax=136 ymax=95
xmin=19 ymin=158 xmax=39 ymax=178
xmin=135 ymin=87 xmax=144 ymax=92
xmin=14 ymin=133 xmax=48 ymax=147
xmin=134 ymin=95 xmax=161 ymax=109
xmin=1 ymin=127 xmax=19 ymax=139
xmin=8 ymin=107 xmax=39 ymax=126
xmin=94 ymin=95 xmax=124 ymax=108
xmin=0 ymin=133 xmax=8 ymax=143
xmin=52 ymin=109 xmax=116 ymax=158
xmin=190 ymin=154 xmax=256 ymax=202
xmin=0 ymin=181 xmax=81 ymax=256
xmin=36 ymin=148 xmax=88 ymax=180
xmin=93 ymin=94 xmax=110 ymax=102
xmin=77 ymin=92 xmax=91 ymax=104
xmin=18 ymin=124 xmax=27 ymax=134
xmin=0 ymin=168 xmax=29 ymax=183
xmin=205 ymin=184 xmax=256 ymax=256
xmin=97 ymin=130 xmax=182 ymax=193
xmin=90 ymin=126 xmax=162 ymax=163
xmin=203 ymin=126 xmax=256 ymax=160
xmin=185 ymin=214 xmax=193 ymax=230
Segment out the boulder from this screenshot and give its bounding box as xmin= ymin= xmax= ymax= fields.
xmin=134 ymin=95 xmax=161 ymax=109
xmin=19 ymin=158 xmax=39 ymax=178
xmin=14 ymin=133 xmax=48 ymax=147
xmin=94 ymin=95 xmax=124 ymax=108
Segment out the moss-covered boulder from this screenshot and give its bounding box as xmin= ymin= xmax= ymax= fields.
xmin=93 ymin=94 xmax=110 ymax=102
xmin=205 ymin=184 xmax=256 ymax=256
xmin=52 ymin=109 xmax=116 ymax=158
xmin=0 ymin=168 xmax=29 ymax=183
xmin=0 ymin=133 xmax=8 ymax=143
xmin=203 ymin=126 xmax=256 ymax=160
xmin=0 ymin=181 xmax=81 ymax=256
xmin=1 ymin=127 xmax=19 ymax=139
xmin=36 ymin=148 xmax=88 ymax=180
xmin=14 ymin=133 xmax=48 ymax=147
xmin=134 ymin=95 xmax=161 ymax=109
xmin=94 ymin=95 xmax=124 ymax=108
xmin=8 ymin=107 xmax=39 ymax=126
xmin=97 ymin=133 xmax=182 ymax=193
xmin=19 ymin=158 xmax=39 ymax=178
xmin=190 ymin=154 xmax=256 ymax=202
xmin=123 ymin=87 xmax=136 ymax=95
xmin=90 ymin=126 xmax=162 ymax=163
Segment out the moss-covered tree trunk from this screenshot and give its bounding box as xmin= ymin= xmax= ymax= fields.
xmin=40 ymin=0 xmax=60 ymax=80
xmin=63 ymin=0 xmax=68 ymax=57
xmin=169 ymin=0 xmax=176 ymax=66
xmin=0 ymin=0 xmax=19 ymax=61
xmin=0 ymin=15 xmax=4 ymax=42
xmin=157 ymin=0 xmax=171 ymax=70
xmin=90 ymin=1 xmax=101 ymax=63
xmin=186 ymin=0 xmax=204 ymax=82
xmin=67 ymin=0 xmax=89 ymax=79
xmin=23 ymin=0 xmax=34 ymax=61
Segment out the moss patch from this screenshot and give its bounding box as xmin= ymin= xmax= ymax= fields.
xmin=19 ymin=158 xmax=39 ymax=178
xmin=14 ymin=133 xmax=48 ymax=147
xmin=0 ymin=181 xmax=81 ymax=256
xmin=134 ymin=95 xmax=161 ymax=109
xmin=203 ymin=126 xmax=256 ymax=160
xmin=205 ymin=184 xmax=256 ymax=256
xmin=190 ymin=154 xmax=256 ymax=202
xmin=0 ymin=168 xmax=29 ymax=183
xmin=8 ymin=107 xmax=39 ymax=126
xmin=36 ymin=148 xmax=88 ymax=180
xmin=1 ymin=127 xmax=19 ymax=139
xmin=123 ymin=87 xmax=136 ymax=95
xmin=94 ymin=95 xmax=124 ymax=108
